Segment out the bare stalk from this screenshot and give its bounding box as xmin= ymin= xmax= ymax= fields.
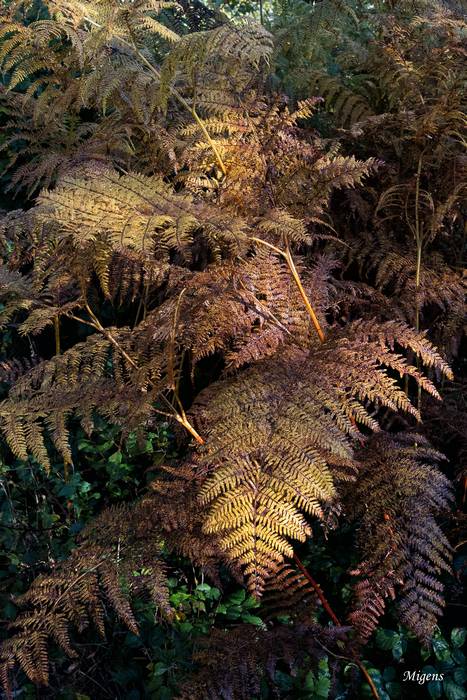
xmin=54 ymin=315 xmax=61 ymax=355
xmin=250 ymin=237 xmax=326 ymax=344
xmin=293 ymin=553 xmax=381 ymax=700
xmin=413 ymin=154 xmax=424 ymax=415
xmin=69 ymin=304 xmax=205 ymax=445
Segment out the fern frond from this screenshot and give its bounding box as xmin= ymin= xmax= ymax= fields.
xmin=193 ymin=312 xmax=451 ymax=594
xmin=0 ymin=496 xmax=174 ymax=687
xmin=176 ymin=621 xmax=348 ymax=700
xmin=159 ymin=20 xmax=273 ymax=112
xmin=312 ymin=73 xmax=374 ymax=127
xmin=348 ymin=432 xmax=454 ymax=643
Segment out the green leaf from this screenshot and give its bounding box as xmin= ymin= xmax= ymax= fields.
xmin=241 ymin=614 xmax=264 ymax=626
xmin=427 ymin=680 xmax=443 ymax=699
xmin=178 ymin=622 xmax=193 ymax=634
xmin=365 ymin=669 xmax=391 ymax=700
xmin=376 ymin=629 xmax=398 ymax=651
xmin=385 ymin=681 xmax=401 ymax=698
xmin=383 ymin=667 xmax=396 ymax=681
xmin=304 ymin=671 xmax=315 ymax=691
xmin=451 ymin=629 xmax=467 ymax=648
xmin=274 ymin=670 xmax=293 ymax=692
xmin=391 ymin=636 xmax=406 ymax=661
xmin=228 ymin=589 xmax=246 ymax=605
xmin=3 ymin=601 xmax=17 ymax=619
xmin=152 ymin=662 xmax=168 ymax=677
xmin=315 ymin=674 xmax=331 ymax=698
xmin=421 ymin=646 xmax=432 ymax=661
xmin=444 ymin=679 xmax=467 ymax=700
xmin=452 ymin=649 xmax=466 ymax=665
xmin=432 ymin=637 xmax=453 ymax=663
xmin=454 ymin=668 xmax=467 ymax=686
xmin=108 ymin=451 xmax=123 ymax=466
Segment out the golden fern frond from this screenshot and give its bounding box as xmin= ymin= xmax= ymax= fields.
xmin=194 ymin=356 xmax=356 ymax=596
xmin=0 ymin=327 xmax=165 ymax=469
xmin=38 ymin=170 xmax=197 ymax=252
xmin=82 ymin=0 xmax=180 ymax=45
xmin=0 ymin=20 xmax=70 ymax=92
xmin=312 ymin=73 xmax=374 ymax=127
xmin=192 ymin=315 xmax=451 ymax=594
xmin=34 ymin=170 xmax=247 ymax=285
xmin=0 ymin=264 xmax=39 ymax=328
xmin=159 ymin=19 xmax=273 ymax=113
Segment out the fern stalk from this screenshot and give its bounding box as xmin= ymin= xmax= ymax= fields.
xmin=293 ymin=554 xmax=381 ymax=700
xmin=251 ymin=237 xmax=326 ymax=343
xmin=82 ymin=16 xmax=227 ymax=177
xmin=54 ymin=316 xmax=61 ymax=355
xmin=128 ymin=37 xmax=227 ymax=177
xmin=414 ymin=154 xmax=424 ymax=415
xmin=79 ymin=303 xmax=205 ymax=444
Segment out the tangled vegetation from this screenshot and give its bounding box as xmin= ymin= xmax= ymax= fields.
xmin=0 ymin=0 xmax=465 ymax=697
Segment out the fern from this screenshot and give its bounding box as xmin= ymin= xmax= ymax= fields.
xmin=348 ymin=432 xmax=454 ymax=644
xmin=0 ymin=0 xmax=460 ymax=693
xmin=193 ymin=319 xmax=451 ymax=595
xmin=176 ymin=621 xmax=347 ymax=699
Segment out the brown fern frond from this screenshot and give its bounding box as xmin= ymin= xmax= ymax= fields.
xmin=347 ymin=432 xmax=454 ymax=643
xmin=0 ymin=490 xmax=182 ymax=687
xmin=176 ymin=621 xmax=348 ymax=700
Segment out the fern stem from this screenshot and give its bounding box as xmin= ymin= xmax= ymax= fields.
xmin=133 ymin=42 xmax=227 ymax=176
xmin=54 ymin=315 xmax=61 ymax=355
xmin=284 ymin=245 xmax=325 ymax=343
xmin=83 ymin=14 xmax=227 ymax=177
xmin=250 ymin=237 xmax=325 ymax=343
xmin=84 ymin=302 xmax=139 ymax=371
xmin=293 ymin=553 xmax=381 ymax=700
xmin=293 ymin=553 xmax=339 ymax=624
xmin=80 ymin=303 xmax=205 ymax=444
xmin=414 ymin=154 xmax=424 ymax=416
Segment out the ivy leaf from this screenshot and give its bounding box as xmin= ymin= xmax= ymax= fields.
xmin=432 ymin=637 xmax=453 ymax=663
xmin=451 ymin=629 xmax=467 ymax=648
xmin=376 ymin=629 xmax=398 ymax=651
xmin=428 ymin=680 xmax=443 ymax=699
xmin=241 ymin=614 xmax=264 ymax=627
xmin=152 ymin=661 xmax=169 ymax=677
xmin=444 ymin=679 xmax=467 ymax=700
